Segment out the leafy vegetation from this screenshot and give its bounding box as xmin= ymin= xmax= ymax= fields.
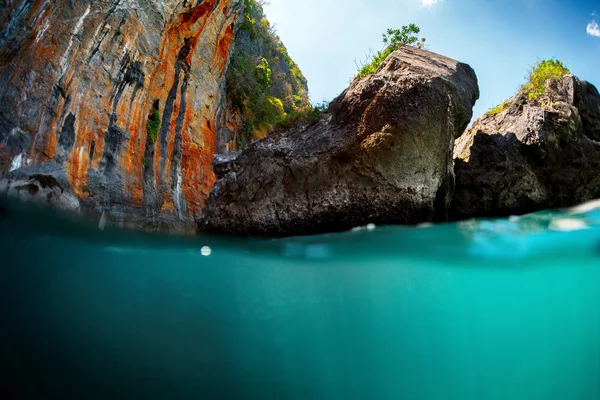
xmin=239 ymin=0 xmax=258 ymax=39
xmin=253 ymin=57 xmax=272 ymax=89
xmin=227 ymin=0 xmax=311 ymax=145
xmin=146 ymin=107 xmax=160 ymax=144
xmin=274 ymin=101 xmax=330 ymax=132
xmin=487 ymin=59 xmax=571 ymax=115
xmin=522 ymin=59 xmax=570 ymax=101
xmin=488 ymin=99 xmax=511 ymax=116
xmin=357 ymin=25 xmax=427 ymax=78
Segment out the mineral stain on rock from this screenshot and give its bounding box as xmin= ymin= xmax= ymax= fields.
xmin=2 ymin=1 xmax=600 ymax=237
xmin=0 ymin=0 xmax=243 ymax=232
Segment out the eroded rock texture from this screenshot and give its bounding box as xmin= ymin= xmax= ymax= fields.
xmin=0 ymin=0 xmax=241 ymax=231
xmin=452 ymin=75 xmax=600 ymax=220
xmin=201 ymin=47 xmax=479 ymax=237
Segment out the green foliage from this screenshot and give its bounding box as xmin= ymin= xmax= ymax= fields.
xmin=358 ymin=50 xmax=391 ymax=77
xmin=275 ymin=101 xmax=330 ymax=131
xmin=521 ymin=59 xmax=570 ymax=101
xmin=486 ymin=59 xmax=570 ymax=116
xmin=146 ymin=107 xmax=160 ymax=144
xmin=358 ymin=25 xmax=427 ymax=78
xmin=382 ymin=25 xmax=426 ymax=48
xmin=488 ymin=99 xmax=511 ymax=116
xmin=253 ymin=57 xmax=272 ymax=90
xmin=226 ymin=0 xmax=311 ymax=145
xmin=240 ymin=0 xmax=258 ymax=39
xmin=260 ymin=96 xmax=286 ymax=124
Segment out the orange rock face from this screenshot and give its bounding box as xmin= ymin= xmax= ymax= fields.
xmin=0 ymin=0 xmax=242 ymax=231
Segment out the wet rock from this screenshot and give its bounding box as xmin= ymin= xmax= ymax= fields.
xmin=201 ymin=47 xmax=479 ymax=237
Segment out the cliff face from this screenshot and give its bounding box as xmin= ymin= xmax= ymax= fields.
xmin=217 ymin=0 xmax=310 ymax=151
xmin=0 ymin=0 xmax=241 ymax=230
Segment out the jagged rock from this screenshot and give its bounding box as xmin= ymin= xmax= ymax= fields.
xmin=213 ymin=152 xmax=241 ymax=179
xmin=0 ymin=161 xmax=80 ymax=213
xmin=0 ymin=0 xmax=242 ymax=231
xmin=200 ymin=47 xmax=479 ymax=237
xmin=452 ymin=75 xmax=600 ymax=220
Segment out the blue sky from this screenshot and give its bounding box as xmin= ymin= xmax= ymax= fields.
xmin=263 ymin=0 xmax=600 ymax=121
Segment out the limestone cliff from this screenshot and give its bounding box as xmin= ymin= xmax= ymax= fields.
xmin=0 ymin=0 xmax=242 ymax=231
xmin=217 ymin=0 xmax=310 ymax=151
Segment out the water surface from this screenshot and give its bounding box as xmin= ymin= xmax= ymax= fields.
xmin=2 ymin=201 xmax=600 ymax=399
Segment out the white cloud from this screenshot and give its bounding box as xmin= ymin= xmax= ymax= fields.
xmin=421 ymin=0 xmax=439 ymax=7
xmin=588 ymin=20 xmax=600 ymax=37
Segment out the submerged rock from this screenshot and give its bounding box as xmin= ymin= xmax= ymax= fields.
xmin=200 ymin=47 xmax=479 ymax=237
xmin=452 ymin=75 xmax=600 ymax=220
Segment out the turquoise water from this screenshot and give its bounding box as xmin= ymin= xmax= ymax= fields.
xmin=2 ymin=201 xmax=600 ymax=399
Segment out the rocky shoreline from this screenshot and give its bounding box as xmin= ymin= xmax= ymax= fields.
xmin=2 ymin=1 xmax=600 ymax=237
xmin=200 ymin=49 xmax=600 ymax=237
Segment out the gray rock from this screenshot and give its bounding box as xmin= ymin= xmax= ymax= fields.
xmin=0 ymin=161 xmax=80 ymax=213
xmin=452 ymin=75 xmax=600 ymax=220
xmin=201 ymin=47 xmax=480 ymax=237
xmin=213 ymin=152 xmax=242 ymax=179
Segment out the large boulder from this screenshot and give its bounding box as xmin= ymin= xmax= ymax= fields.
xmin=200 ymin=47 xmax=479 ymax=237
xmin=452 ymin=75 xmax=600 ymax=220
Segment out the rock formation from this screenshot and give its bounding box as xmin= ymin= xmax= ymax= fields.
xmin=200 ymin=47 xmax=480 ymax=237
xmin=0 ymin=0 xmax=242 ymax=231
xmin=452 ymin=75 xmax=600 ymax=220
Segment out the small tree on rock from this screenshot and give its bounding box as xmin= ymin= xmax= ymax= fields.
xmin=357 ymin=24 xmax=427 ymax=78
xmin=382 ymin=25 xmax=426 ymax=49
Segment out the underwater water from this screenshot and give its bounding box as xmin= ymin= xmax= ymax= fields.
xmin=2 ymin=201 xmax=600 ymax=400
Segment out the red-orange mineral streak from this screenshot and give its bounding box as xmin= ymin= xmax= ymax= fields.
xmin=133 ymin=0 xmax=239 ymax=215
xmin=1 ymin=0 xmax=240 ymax=225
xmin=214 ymin=23 xmax=236 ymax=73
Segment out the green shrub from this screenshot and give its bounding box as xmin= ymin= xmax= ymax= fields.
xmin=240 ymin=0 xmax=258 ymax=39
xmin=254 ymin=57 xmax=272 ymax=90
xmin=521 ymin=59 xmax=570 ymax=101
xmin=274 ymin=100 xmax=329 ymax=131
xmin=146 ymin=107 xmax=160 ymax=144
xmin=357 ymin=25 xmax=426 ymax=78
xmin=488 ymin=99 xmax=511 ymax=116
xmin=261 ymin=96 xmax=286 ymax=124
xmin=486 ymin=59 xmax=570 ymax=116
